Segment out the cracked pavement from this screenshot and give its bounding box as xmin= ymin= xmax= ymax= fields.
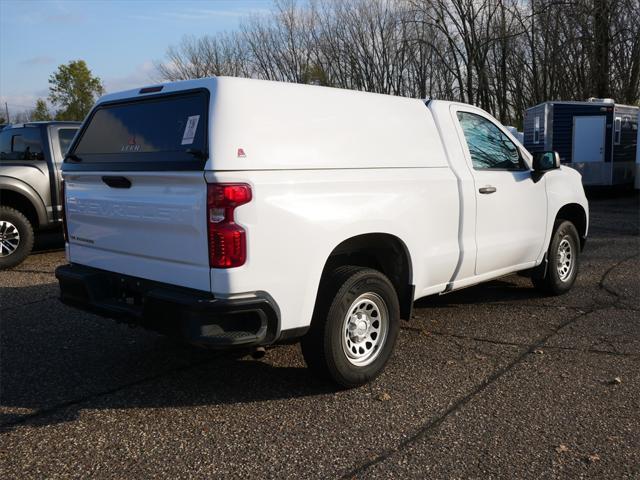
xmin=1 ymin=193 xmax=639 ymax=479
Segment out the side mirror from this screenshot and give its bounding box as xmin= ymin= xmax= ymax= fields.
xmin=532 ymin=151 xmax=561 ymax=172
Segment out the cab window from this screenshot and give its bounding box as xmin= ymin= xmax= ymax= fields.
xmin=457 ymin=111 xmax=525 ymax=171
xmin=0 ymin=127 xmax=44 ymax=161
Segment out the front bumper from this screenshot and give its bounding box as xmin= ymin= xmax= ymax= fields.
xmin=55 ymin=264 xmax=279 ymax=347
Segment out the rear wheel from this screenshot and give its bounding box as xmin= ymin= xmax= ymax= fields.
xmin=0 ymin=207 xmax=34 ymax=270
xmin=301 ymin=266 xmax=400 ymax=387
xmin=533 ymin=220 xmax=580 ymax=295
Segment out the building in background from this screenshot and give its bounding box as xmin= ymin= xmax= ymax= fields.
xmin=524 ymin=99 xmax=638 ymax=186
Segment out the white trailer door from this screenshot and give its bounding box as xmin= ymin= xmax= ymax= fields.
xmin=573 ymin=116 xmax=606 ymax=163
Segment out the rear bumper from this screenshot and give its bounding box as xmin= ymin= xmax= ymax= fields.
xmin=55 ymin=264 xmax=280 ymax=348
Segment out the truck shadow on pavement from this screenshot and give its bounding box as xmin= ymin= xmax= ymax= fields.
xmin=0 ymin=283 xmax=339 ymax=432
xmin=0 ymin=276 xmax=546 ymax=432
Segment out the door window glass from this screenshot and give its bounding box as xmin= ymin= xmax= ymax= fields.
xmin=0 ymin=128 xmax=44 ymax=160
xmin=457 ymin=111 xmax=525 ymax=170
xmin=57 ymin=128 xmax=78 ymax=156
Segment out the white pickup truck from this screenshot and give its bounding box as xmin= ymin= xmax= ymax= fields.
xmin=56 ymin=77 xmax=588 ymax=387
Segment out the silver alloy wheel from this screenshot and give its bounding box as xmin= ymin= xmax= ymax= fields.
xmin=556 ymin=236 xmax=574 ymax=282
xmin=0 ymin=220 xmax=20 ymax=257
xmin=341 ymin=292 xmax=389 ymax=367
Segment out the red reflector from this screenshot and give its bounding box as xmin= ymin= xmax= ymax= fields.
xmin=209 ymin=223 xmax=247 ymax=268
xmin=207 ymin=183 xmax=251 ymax=268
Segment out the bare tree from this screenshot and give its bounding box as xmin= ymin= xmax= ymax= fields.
xmin=155 ymin=0 xmax=640 ymax=127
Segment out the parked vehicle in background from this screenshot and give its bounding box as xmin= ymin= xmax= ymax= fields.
xmin=0 ymin=121 xmax=80 ymax=268
xmin=56 ymin=77 xmax=588 ymax=387
xmin=524 ymin=98 xmax=639 ymax=187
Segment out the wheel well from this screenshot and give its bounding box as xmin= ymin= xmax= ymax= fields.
xmin=321 ymin=233 xmax=414 ymax=320
xmin=0 ymin=189 xmax=39 ymax=228
xmin=556 ymin=203 xmax=587 ymax=249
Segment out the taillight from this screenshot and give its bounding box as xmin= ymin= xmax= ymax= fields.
xmin=207 ymin=183 xmax=252 ymax=268
xmin=61 ymin=180 xmax=68 ymax=242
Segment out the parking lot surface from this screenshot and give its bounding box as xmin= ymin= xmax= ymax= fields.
xmin=1 ymin=194 xmax=639 ymax=479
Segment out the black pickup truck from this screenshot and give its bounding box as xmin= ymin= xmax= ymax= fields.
xmin=0 ymin=121 xmax=80 ymax=268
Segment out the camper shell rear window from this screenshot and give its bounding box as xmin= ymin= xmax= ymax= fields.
xmin=65 ymin=89 xmax=208 ymax=171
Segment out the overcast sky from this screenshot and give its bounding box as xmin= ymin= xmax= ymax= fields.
xmin=0 ymin=0 xmax=272 ymax=117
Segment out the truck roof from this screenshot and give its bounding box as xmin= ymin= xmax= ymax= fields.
xmin=96 ymin=76 xmax=481 ymax=115
xmin=97 ymin=76 xmax=429 ymax=103
xmin=91 ymin=76 xmax=450 ymax=171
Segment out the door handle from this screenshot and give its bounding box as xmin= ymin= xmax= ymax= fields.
xmin=479 ymin=186 xmax=497 ymax=194
xmin=102 ymin=176 xmax=132 ymax=189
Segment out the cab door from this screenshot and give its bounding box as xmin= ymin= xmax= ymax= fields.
xmin=454 ymin=108 xmax=547 ymax=276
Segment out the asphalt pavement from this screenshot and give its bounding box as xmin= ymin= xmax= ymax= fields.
xmin=1 ymin=193 xmax=639 ymax=479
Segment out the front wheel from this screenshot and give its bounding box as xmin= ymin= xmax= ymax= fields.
xmin=301 ymin=266 xmax=400 ymax=387
xmin=533 ymin=220 xmax=580 ymax=295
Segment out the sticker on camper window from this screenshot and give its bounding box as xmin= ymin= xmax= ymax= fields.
xmin=181 ymin=115 xmax=200 ymax=145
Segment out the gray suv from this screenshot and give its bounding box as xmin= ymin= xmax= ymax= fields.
xmin=0 ymin=121 xmax=80 ymax=268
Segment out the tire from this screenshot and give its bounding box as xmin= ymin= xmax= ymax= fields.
xmin=301 ymin=266 xmax=400 ymax=387
xmin=0 ymin=206 xmax=35 ymax=270
xmin=532 ymin=220 xmax=580 ymax=295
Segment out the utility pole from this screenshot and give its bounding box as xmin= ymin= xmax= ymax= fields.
xmin=4 ymin=102 xmax=9 ymax=123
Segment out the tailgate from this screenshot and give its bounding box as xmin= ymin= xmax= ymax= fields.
xmin=65 ymin=172 xmax=210 ymax=290
xmin=62 ymin=89 xmax=211 ymax=291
